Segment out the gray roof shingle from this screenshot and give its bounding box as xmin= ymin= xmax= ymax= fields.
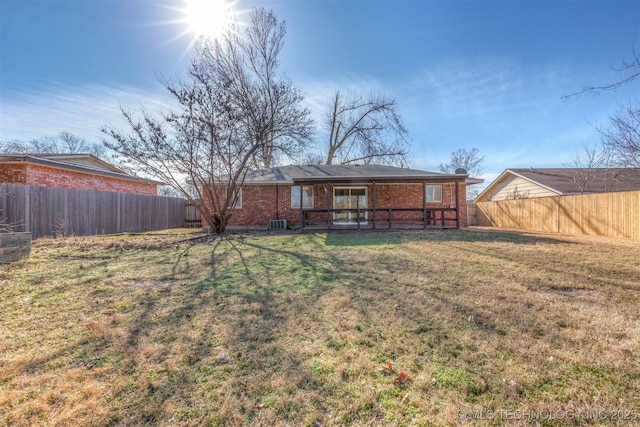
xmin=510 ymin=168 xmax=640 ymax=194
xmin=243 ymin=164 xmax=464 ymax=184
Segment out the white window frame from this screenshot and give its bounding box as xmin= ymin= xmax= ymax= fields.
xmin=425 ymin=185 xmax=443 ymax=202
xmin=291 ymin=185 xmax=314 ymax=209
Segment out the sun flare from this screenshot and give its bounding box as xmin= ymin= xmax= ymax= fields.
xmin=183 ymin=0 xmax=236 ymax=40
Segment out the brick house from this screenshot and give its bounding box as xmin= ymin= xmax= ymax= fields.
xmin=0 ymin=153 xmax=161 ymax=195
xmin=215 ymin=164 xmax=481 ymax=230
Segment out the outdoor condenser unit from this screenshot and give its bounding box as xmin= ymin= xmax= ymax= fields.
xmin=268 ymin=219 xmax=287 ymax=230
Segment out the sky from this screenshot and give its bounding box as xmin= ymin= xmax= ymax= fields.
xmin=2 ymin=0 xmax=640 ymax=186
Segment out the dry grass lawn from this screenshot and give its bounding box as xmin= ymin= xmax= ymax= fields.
xmin=1 ymin=229 xmax=639 ymax=426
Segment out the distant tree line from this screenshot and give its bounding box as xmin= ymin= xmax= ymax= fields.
xmin=0 ymin=131 xmax=105 ymax=157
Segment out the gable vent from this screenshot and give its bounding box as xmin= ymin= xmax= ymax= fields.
xmin=268 ymin=219 xmax=287 ymax=230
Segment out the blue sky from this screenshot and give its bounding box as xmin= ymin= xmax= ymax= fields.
xmin=1 ymin=0 xmax=640 ymax=184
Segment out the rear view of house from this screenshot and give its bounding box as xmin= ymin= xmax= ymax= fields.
xmin=209 ymin=164 xmax=482 ymax=230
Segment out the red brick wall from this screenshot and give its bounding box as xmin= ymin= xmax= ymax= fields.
xmin=228 ymin=185 xmax=279 ymax=227
xmin=218 ymin=181 xmax=467 ymax=228
xmin=0 ymin=164 xmax=27 ymax=183
xmin=0 ymin=163 xmax=157 ymax=195
xmin=225 ymin=185 xmax=308 ymax=227
xmin=374 ymin=183 xmax=467 ymax=227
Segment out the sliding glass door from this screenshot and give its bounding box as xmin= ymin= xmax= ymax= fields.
xmin=333 ymin=187 xmax=367 ymax=223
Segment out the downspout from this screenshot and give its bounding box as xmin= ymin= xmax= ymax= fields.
xmin=327 ymin=183 xmax=331 ymax=228
xmin=299 ymin=184 xmax=304 ymax=228
xmin=275 ymin=184 xmax=279 ymax=220
xmin=372 ymin=182 xmax=377 ymax=229
xmin=423 ymin=181 xmax=427 ymax=229
xmin=455 ymin=181 xmax=460 ymax=229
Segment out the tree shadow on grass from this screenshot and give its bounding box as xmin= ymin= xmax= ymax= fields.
xmin=324 ymin=232 xmax=403 ymax=247
xmin=322 ymin=228 xmax=571 ymax=247
xmin=14 ymin=231 xmax=633 ymax=426
xmin=101 ymin=235 xmax=344 ymax=424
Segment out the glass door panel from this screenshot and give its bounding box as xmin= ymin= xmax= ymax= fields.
xmin=352 ymin=188 xmax=367 ymax=222
xmin=334 ymin=189 xmax=350 ymax=222
xmin=333 ymin=187 xmax=367 ymax=223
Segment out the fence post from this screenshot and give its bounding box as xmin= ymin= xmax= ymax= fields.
xmin=24 ymin=185 xmax=30 ymax=233
xmin=356 ymin=196 xmax=360 ymax=230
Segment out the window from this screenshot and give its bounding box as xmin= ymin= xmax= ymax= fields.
xmin=230 ymin=187 xmax=242 ymax=209
xmin=291 ymin=185 xmax=314 ymax=209
xmin=425 ymin=185 xmax=442 ymax=202
xmin=334 ymin=187 xmax=367 ymax=223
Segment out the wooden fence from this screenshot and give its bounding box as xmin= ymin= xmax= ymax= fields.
xmin=467 ymin=203 xmax=478 ymax=226
xmin=476 ymin=190 xmax=640 ymax=240
xmin=0 ymin=183 xmax=186 ymax=239
xmin=185 ymin=200 xmax=203 ymax=228
xmin=0 ymin=232 xmax=31 ymax=263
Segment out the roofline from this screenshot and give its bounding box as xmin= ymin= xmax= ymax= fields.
xmin=42 ymin=153 xmax=128 ymax=174
xmin=0 ymin=153 xmax=127 ymax=173
xmin=294 ymin=173 xmax=468 ymax=180
xmin=466 ymin=177 xmax=484 ymax=185
xmin=242 ymin=174 xmax=469 ymax=185
xmin=243 ymin=180 xmax=295 ymax=185
xmin=0 ymin=155 xmax=164 ymax=186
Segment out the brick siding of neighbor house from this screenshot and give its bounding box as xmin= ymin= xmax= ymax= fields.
xmin=0 ymin=164 xmax=27 ymax=183
xmin=0 ymin=163 xmax=157 ymax=195
xmin=209 ymin=182 xmax=467 ymax=229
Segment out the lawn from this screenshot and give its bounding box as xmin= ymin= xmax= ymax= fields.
xmin=1 ymin=229 xmax=639 ymax=426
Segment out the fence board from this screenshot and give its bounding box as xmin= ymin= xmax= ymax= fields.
xmin=477 ymin=190 xmax=640 ymax=240
xmin=0 ymin=183 xmax=186 ymax=239
xmin=185 ymin=200 xmax=203 ymax=228
xmin=0 ymin=232 xmax=31 ymax=262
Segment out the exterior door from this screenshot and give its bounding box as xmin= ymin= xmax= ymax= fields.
xmin=333 ymin=187 xmax=367 ymax=223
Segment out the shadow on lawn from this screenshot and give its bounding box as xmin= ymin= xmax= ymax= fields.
xmin=9 ymin=235 xmax=340 ymax=425
xmin=323 ymin=228 xmax=570 ymax=247
xmin=88 ymin=235 xmax=344 ymax=424
xmin=13 ymin=230 xmax=624 ymax=426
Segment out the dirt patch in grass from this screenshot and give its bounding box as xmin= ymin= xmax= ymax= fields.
xmin=1 ymin=229 xmax=639 ymax=425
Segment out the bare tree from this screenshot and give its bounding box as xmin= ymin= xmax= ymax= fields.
xmin=565 ymin=145 xmax=600 ymax=194
xmin=563 ymin=49 xmax=640 ymax=99
xmin=0 ymin=139 xmax=31 ymax=153
xmin=57 ymin=131 xmax=106 ymax=157
xmin=439 ymin=148 xmax=485 ymax=199
xmin=596 ymin=103 xmax=640 ymax=168
xmin=563 ymin=48 xmax=640 ymax=167
xmin=102 ymin=8 xmax=313 ymax=234
xmin=321 ymin=91 xmax=410 ymax=166
xmin=26 ymin=136 xmax=58 ymax=153
xmin=0 ymin=136 xmax=55 ymax=154
xmin=565 ymin=143 xmax=622 ymax=193
xmin=0 ymin=132 xmax=105 ymax=157
xmin=439 ymin=148 xmax=484 ymax=176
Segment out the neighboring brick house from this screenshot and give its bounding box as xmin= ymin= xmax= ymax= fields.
xmin=212 ymin=164 xmax=482 ymax=230
xmin=0 ymin=153 xmax=161 ymax=195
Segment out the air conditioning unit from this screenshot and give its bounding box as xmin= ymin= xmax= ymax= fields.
xmin=268 ymin=219 xmax=287 ymax=230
